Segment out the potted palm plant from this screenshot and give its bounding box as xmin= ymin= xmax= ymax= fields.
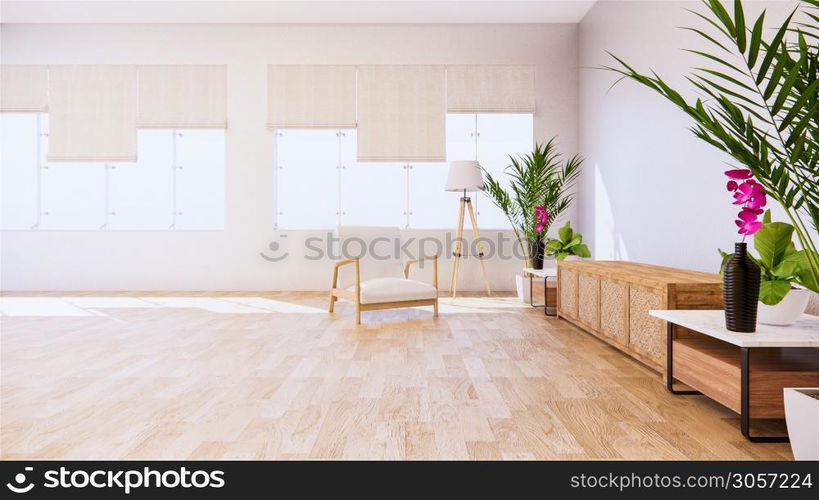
xmin=607 ymin=0 xmax=817 ymax=451
xmin=604 ymin=0 xmax=819 ymax=318
xmin=483 ymin=138 xmax=583 ymax=299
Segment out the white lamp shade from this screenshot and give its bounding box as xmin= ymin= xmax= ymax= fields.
xmin=445 ymin=160 xmax=484 ymax=191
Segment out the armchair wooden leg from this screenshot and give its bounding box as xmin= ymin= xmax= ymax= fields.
xmin=329 ymin=264 xmax=340 ymax=313
xmin=354 ymin=259 xmax=361 ymax=324
xmin=433 ymin=298 xmax=439 ymax=317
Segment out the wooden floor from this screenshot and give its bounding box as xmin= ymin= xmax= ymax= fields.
xmin=0 ymin=292 xmax=792 ymax=460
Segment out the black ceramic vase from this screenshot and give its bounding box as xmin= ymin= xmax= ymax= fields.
xmin=723 ymin=242 xmax=760 ymax=332
xmin=530 ymin=239 xmax=545 ymax=270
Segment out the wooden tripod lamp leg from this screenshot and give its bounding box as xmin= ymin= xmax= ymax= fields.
xmin=449 ymin=198 xmax=466 ymax=298
xmin=466 ymin=199 xmax=492 ymax=296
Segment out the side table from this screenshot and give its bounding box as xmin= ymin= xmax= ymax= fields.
xmin=523 ymin=267 xmax=557 ymax=317
xmin=650 ymin=309 xmax=819 ymax=443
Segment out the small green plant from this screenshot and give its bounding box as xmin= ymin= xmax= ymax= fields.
xmin=719 ymin=211 xmax=819 ymax=305
xmin=545 ymin=221 xmax=591 ymax=261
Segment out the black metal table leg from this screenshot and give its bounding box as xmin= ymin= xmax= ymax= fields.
xmin=528 ymin=273 xmax=548 ymax=309
xmin=544 ymin=275 xmax=556 ymax=317
xmin=529 ymin=274 xmax=535 ymax=307
xmin=666 ymin=321 xmax=701 ymax=395
xmin=740 ymin=347 xmax=789 ymax=443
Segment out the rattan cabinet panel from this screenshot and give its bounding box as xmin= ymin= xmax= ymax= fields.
xmin=577 ymin=273 xmax=599 ymax=329
xmin=628 ymin=287 xmax=664 ymax=364
xmin=556 ymin=261 xmax=722 ymax=375
xmin=559 ymin=268 xmax=577 ymax=318
xmin=599 ymin=279 xmax=628 ymax=344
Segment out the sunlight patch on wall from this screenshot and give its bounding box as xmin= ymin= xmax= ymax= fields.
xmin=593 ymin=163 xmax=629 ymax=261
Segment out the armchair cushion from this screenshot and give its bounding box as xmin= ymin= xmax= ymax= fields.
xmin=348 ymin=277 xmax=437 ymax=304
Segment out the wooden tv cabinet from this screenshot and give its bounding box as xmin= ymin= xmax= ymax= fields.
xmin=556 ymin=260 xmax=723 ymax=374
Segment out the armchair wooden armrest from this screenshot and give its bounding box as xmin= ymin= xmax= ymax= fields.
xmin=329 ymin=258 xmax=360 ymax=318
xmin=333 ymin=258 xmax=359 ymax=270
xmin=404 ymin=254 xmax=438 ymax=289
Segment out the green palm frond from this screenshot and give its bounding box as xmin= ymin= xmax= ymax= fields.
xmin=602 ymin=0 xmax=819 ymax=285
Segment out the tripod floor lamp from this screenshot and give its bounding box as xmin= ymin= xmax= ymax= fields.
xmin=445 ymin=160 xmax=492 ymax=298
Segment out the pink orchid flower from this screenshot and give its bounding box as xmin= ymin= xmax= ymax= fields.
xmin=746 ymin=192 xmax=766 ymax=210
xmin=534 ymin=205 xmax=548 ymax=234
xmin=732 ymin=181 xmax=765 ymax=205
xmin=737 ymin=208 xmax=763 ymax=221
xmin=736 ymin=219 xmax=762 ymax=235
xmin=725 ymin=169 xmax=753 ymax=180
xmin=724 ymin=169 xmax=766 ymax=237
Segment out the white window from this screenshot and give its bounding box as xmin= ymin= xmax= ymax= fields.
xmin=0 ymin=114 xmax=41 ymax=229
xmin=343 ymin=161 xmax=405 ymax=227
xmin=407 ymin=161 xmax=453 ymax=229
xmin=40 ymin=161 xmax=108 ymax=230
xmin=173 ymin=129 xmax=225 ymax=230
xmin=273 ymin=113 xmax=532 ymax=230
xmin=108 ymin=130 xmax=174 ymax=230
xmin=340 ymin=130 xmax=406 ymax=227
xmin=475 ymin=113 xmax=534 ymax=229
xmin=408 ymin=115 xmax=473 ymax=230
xmin=0 ymin=117 xmax=225 ymax=230
xmin=445 ymin=113 xmax=477 ymax=162
xmin=275 ymin=129 xmax=341 ymax=230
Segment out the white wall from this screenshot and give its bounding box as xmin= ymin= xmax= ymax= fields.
xmin=0 ymin=23 xmax=579 ymax=291
xmin=577 ymin=0 xmax=799 ymax=273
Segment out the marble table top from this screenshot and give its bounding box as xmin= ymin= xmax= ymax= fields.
xmin=649 ymin=309 xmax=819 ymax=347
xmin=523 ymin=267 xmax=557 ymax=278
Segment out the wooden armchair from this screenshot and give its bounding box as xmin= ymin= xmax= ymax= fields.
xmin=328 ymin=226 xmax=438 ymax=324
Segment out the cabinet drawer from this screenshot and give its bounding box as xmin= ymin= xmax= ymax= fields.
xmin=628 ymin=287 xmax=665 ymax=365
xmin=577 ymin=273 xmax=599 ymax=329
xmin=599 ymin=279 xmax=628 ymax=344
xmin=559 ymin=268 xmax=578 ymax=318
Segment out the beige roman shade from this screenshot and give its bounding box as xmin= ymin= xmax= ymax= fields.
xmin=0 ymin=65 xmax=49 ymax=112
xmin=446 ymin=65 xmax=536 ymax=113
xmin=48 ymin=65 xmax=138 ymax=162
xmin=138 ymin=65 xmax=227 ymax=128
xmin=357 ymin=65 xmax=445 ymax=162
xmin=267 ymin=65 xmax=357 ymax=129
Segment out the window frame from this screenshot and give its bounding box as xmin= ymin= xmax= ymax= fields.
xmin=272 ymin=113 xmax=533 ymax=231
xmin=0 ymin=114 xmax=226 ymax=231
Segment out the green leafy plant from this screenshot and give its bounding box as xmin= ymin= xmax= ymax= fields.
xmin=483 ymin=138 xmax=583 ymax=265
xmin=545 ymin=221 xmax=591 ymax=261
xmin=719 ymin=211 xmax=819 ymax=304
xmin=604 ymin=0 xmax=819 ymax=291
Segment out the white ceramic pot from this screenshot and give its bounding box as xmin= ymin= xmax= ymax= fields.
xmin=562 ymin=255 xmax=582 ymax=262
xmin=515 ymin=274 xmax=531 ymax=303
xmin=784 ymin=388 xmax=819 ymax=460
xmin=758 ymin=288 xmax=810 ymax=326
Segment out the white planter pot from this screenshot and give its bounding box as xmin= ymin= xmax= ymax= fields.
xmin=515 ymin=274 xmax=531 ymax=303
xmin=758 ymin=288 xmax=810 ymax=326
xmin=784 ymin=388 xmax=819 ymax=460
xmin=561 ymin=255 xmax=592 ymax=262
